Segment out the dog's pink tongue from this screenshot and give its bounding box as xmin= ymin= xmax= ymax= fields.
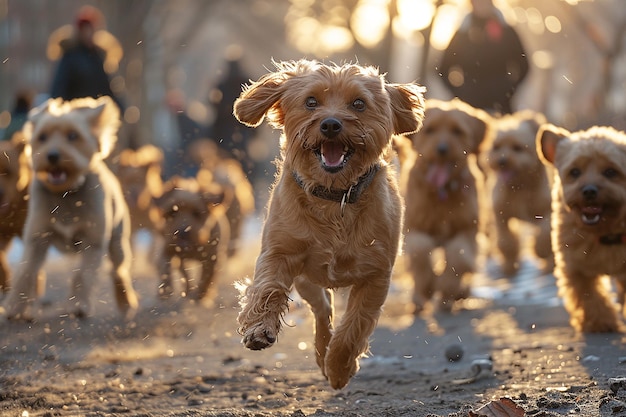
xmin=321 ymin=142 xmax=345 ymax=167
xmin=426 ymin=164 xmax=450 ymax=188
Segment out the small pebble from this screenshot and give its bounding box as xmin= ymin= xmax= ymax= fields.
xmin=445 ymin=344 xmax=464 ymax=362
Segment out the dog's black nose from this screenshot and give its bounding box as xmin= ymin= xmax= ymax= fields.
xmin=47 ymin=151 xmax=60 ymax=165
xmin=582 ymin=184 xmax=598 ymax=200
xmin=320 ymin=117 xmax=342 ymax=138
xmin=437 ymin=143 xmax=448 ymax=156
xmin=498 ymin=157 xmax=508 ymax=168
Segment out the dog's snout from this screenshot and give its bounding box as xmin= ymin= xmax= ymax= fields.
xmin=582 ymin=184 xmax=598 ymax=200
xmin=320 ymin=118 xmax=342 ymax=138
xmin=47 ymin=151 xmax=60 ymax=165
xmin=437 ymin=143 xmax=448 ymax=156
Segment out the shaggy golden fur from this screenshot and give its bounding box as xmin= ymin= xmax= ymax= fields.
xmin=154 ymin=175 xmax=228 ymax=304
xmin=481 ymin=110 xmax=553 ymax=276
xmin=1 ymin=96 xmax=138 ymax=320
xmin=191 ymin=139 xmax=255 ymax=257
xmin=398 ymin=98 xmax=490 ymax=313
xmin=233 ymin=60 xmax=425 ymax=389
xmin=0 ymin=132 xmax=31 ymax=293
xmin=537 ymin=124 xmax=626 ymax=332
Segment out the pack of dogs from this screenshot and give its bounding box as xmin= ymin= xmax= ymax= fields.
xmin=1 ymin=59 xmax=626 ymax=389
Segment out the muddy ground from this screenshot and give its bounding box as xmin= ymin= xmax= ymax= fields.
xmin=1 ymin=220 xmax=626 ymax=417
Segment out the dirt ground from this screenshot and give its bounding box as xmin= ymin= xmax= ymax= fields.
xmin=2 ymin=220 xmax=626 ymax=417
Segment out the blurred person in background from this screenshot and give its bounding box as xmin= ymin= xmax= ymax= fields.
xmin=438 ymin=0 xmax=529 ymax=115
xmin=49 ymin=5 xmax=125 ymax=112
xmin=207 ymin=45 xmax=256 ymax=177
xmin=2 ymin=90 xmax=33 ymax=141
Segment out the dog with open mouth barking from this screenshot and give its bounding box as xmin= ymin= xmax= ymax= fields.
xmin=396 ymin=98 xmax=491 ymax=314
xmin=233 ymin=59 xmax=425 ymax=389
xmin=0 ymin=96 xmax=139 ymax=321
xmin=537 ymin=124 xmax=626 ymax=333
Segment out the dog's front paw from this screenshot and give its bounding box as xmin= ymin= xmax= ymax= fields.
xmin=325 ymin=353 xmax=358 ymax=390
xmin=241 ymin=325 xmax=278 ymax=350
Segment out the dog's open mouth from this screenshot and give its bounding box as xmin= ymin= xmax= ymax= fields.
xmin=316 ymin=142 xmax=353 ymax=173
xmin=581 ymin=205 xmax=602 ymax=225
xmin=497 ymin=168 xmax=515 ymax=183
xmin=47 ymin=168 xmax=68 ymax=185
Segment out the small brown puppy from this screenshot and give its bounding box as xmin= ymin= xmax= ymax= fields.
xmin=537 ymin=124 xmax=626 ymax=333
xmin=117 ymin=144 xmax=164 ymax=239
xmin=154 ymin=175 xmax=227 ymax=304
xmin=190 ymin=139 xmax=255 ymax=257
xmin=234 ymin=60 xmax=425 ymax=389
xmin=0 ymin=132 xmax=31 ymax=293
xmin=399 ymin=98 xmax=490 ymax=313
xmin=481 ymin=110 xmax=553 ymax=276
xmin=1 ymin=96 xmax=138 ymax=320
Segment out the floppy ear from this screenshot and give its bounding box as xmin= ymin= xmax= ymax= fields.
xmin=82 ymin=96 xmax=120 ymax=158
xmin=385 ymin=83 xmax=426 ymax=135
xmin=465 ymin=110 xmax=492 ymax=154
xmin=537 ymin=124 xmax=569 ymax=165
xmin=233 ymin=71 xmax=287 ymax=129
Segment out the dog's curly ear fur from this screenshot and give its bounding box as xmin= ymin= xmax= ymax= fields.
xmin=385 ymin=83 xmax=426 ymax=136
xmin=537 ymin=124 xmax=569 ymax=165
xmin=233 ymin=71 xmax=288 ymax=129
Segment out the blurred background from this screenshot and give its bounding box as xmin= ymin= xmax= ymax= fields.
xmin=1 ymin=0 xmax=626 ymax=178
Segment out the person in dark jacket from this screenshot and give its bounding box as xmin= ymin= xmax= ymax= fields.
xmin=2 ymin=90 xmax=33 ymax=141
xmin=438 ymin=0 xmax=529 ymax=115
xmin=49 ymin=6 xmax=124 ymax=112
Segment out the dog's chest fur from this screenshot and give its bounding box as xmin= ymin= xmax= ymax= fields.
xmin=29 ymin=170 xmax=115 ymax=252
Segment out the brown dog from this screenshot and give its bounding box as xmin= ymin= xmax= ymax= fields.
xmin=233 ymin=60 xmax=425 ymax=389
xmin=154 ymin=175 xmax=228 ymax=304
xmin=190 ymin=139 xmax=255 ymax=257
xmin=398 ymin=98 xmax=490 ymax=313
xmin=0 ymin=132 xmax=31 ymax=293
xmin=1 ymin=96 xmax=138 ymax=320
xmin=117 ymin=144 xmax=164 ymax=238
xmin=481 ymin=110 xmax=553 ymax=276
xmin=537 ymin=124 xmax=626 ymax=332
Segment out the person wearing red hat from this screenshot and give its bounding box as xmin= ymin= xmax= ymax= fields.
xmin=49 ymin=6 xmax=124 ymax=111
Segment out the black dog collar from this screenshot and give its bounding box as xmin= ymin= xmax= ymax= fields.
xmin=292 ymin=164 xmax=380 ymax=208
xmin=598 ymin=233 xmax=626 ymax=245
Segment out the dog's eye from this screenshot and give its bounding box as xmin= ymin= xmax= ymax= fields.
xmin=67 ymin=130 xmax=79 ymax=141
xmin=568 ymin=167 xmax=581 ymax=178
xmin=352 ymin=99 xmax=366 ymax=112
xmin=38 ymin=133 xmax=47 ymax=143
xmin=305 ymin=97 xmax=318 ymax=109
xmin=604 ymin=167 xmax=619 ymax=179
xmin=512 ymin=144 xmax=524 ymax=152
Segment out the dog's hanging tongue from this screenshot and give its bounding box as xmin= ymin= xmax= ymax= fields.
xmin=321 ymin=141 xmax=345 ymax=167
xmin=426 ymin=163 xmax=450 ymax=189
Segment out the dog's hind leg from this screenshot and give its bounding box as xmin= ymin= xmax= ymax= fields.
xmin=294 ymin=276 xmax=334 ymax=375
xmin=324 ymin=276 xmax=389 ymax=389
xmin=108 ymin=230 xmax=139 ymax=318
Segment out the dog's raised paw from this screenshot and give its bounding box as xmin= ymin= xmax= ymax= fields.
xmin=242 ymin=327 xmax=277 ymax=350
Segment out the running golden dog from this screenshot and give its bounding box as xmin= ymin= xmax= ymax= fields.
xmin=234 ymin=60 xmax=425 ymax=389
xmin=481 ymin=110 xmax=553 ymax=276
xmin=538 ymin=124 xmax=626 ymax=332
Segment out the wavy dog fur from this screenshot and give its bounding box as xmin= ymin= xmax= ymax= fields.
xmin=233 ymin=60 xmax=425 ymax=389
